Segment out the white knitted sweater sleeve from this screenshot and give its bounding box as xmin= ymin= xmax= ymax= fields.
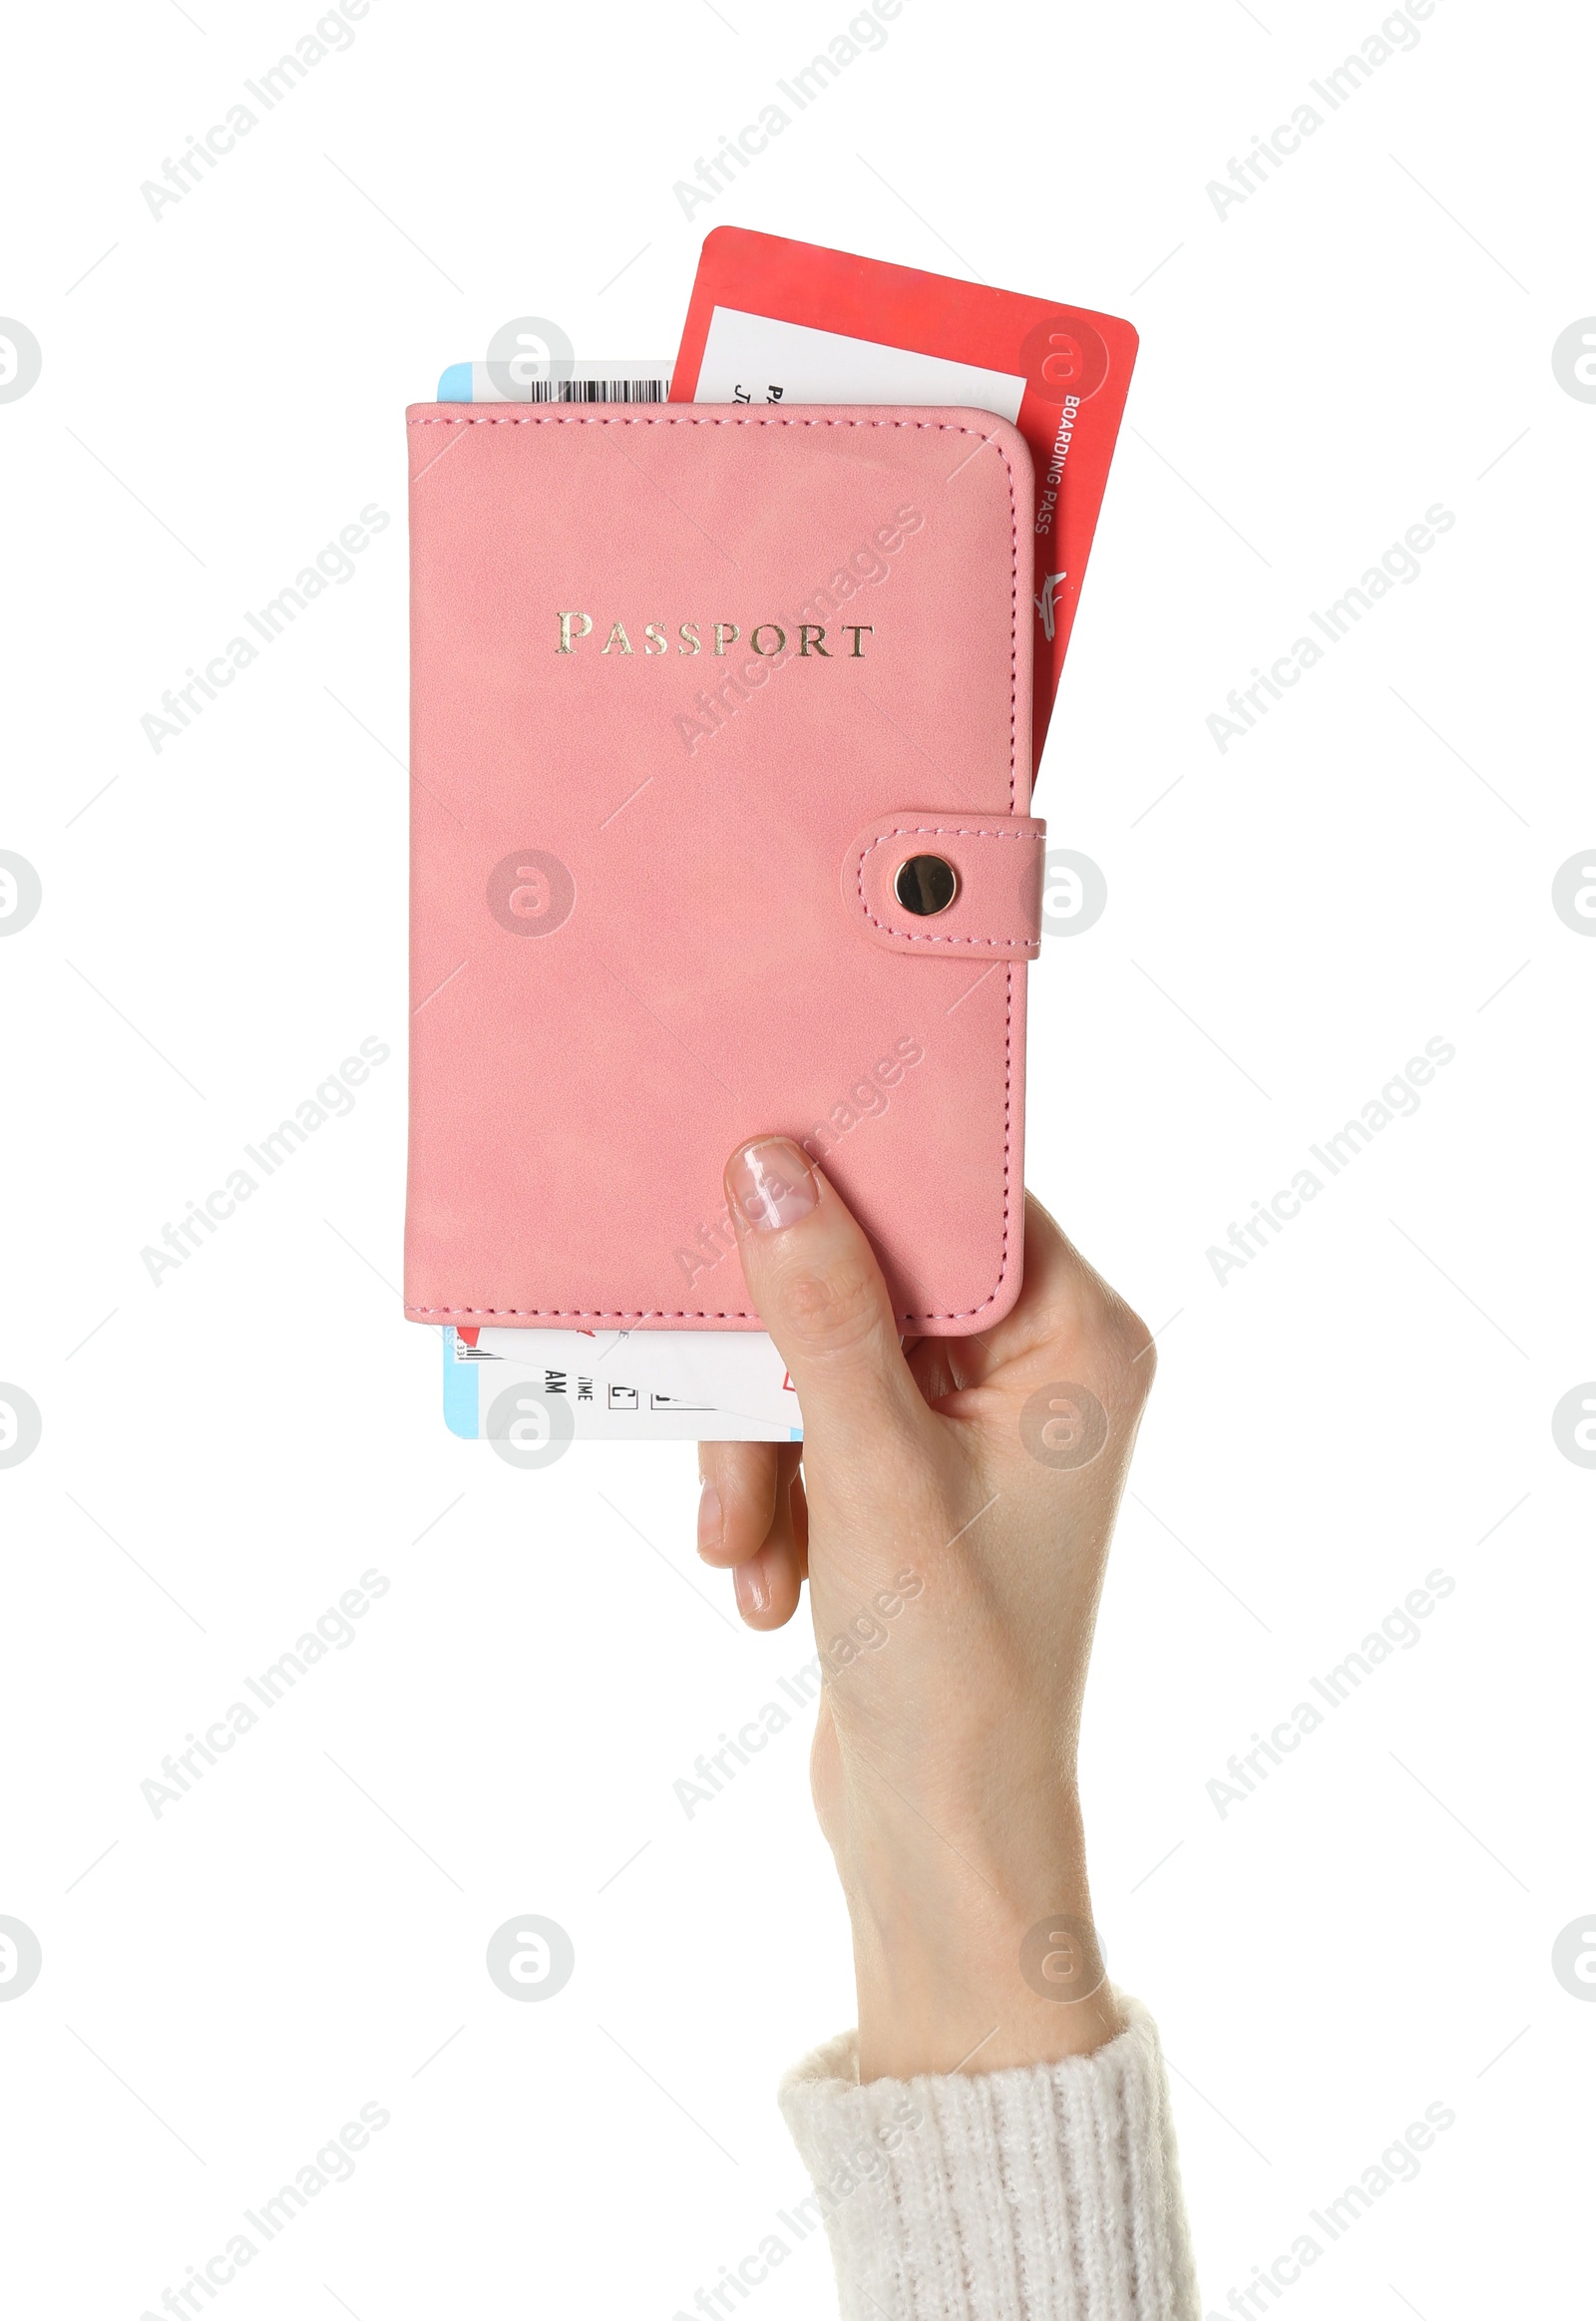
xmin=777 ymin=1997 xmax=1201 ymax=2321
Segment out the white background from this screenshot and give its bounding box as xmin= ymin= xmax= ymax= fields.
xmin=2 ymin=1 xmax=1592 ymax=2315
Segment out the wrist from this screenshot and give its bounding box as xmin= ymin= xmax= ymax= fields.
xmin=832 ymin=1784 xmax=1121 ymax=2080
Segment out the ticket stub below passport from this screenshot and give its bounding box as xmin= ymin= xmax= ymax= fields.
xmin=442 ymin=1327 xmax=802 ymax=1447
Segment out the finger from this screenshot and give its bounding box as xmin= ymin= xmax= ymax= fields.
xmin=734 ymin=1450 xmax=805 ymax=1628
xmin=1016 ymin=1190 xmax=1133 ymax=1331
xmin=734 ymin=1536 xmax=803 ymax=1626
xmin=723 ymin=1138 xmax=933 ymax=1455
xmin=945 ymin=1191 xmax=1154 ymax=1387
xmin=906 ymin=1336 xmax=964 ymax=1404
xmin=696 ymin=1440 xmax=779 ymax=1567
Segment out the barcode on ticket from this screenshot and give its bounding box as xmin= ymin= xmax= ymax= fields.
xmin=532 ymin=377 xmax=669 ymax=402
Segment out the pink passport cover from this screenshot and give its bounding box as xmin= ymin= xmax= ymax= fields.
xmin=404 ymin=404 xmax=1040 ymax=1334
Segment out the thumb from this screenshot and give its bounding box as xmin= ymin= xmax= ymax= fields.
xmin=724 ymin=1137 xmax=932 ymax=1452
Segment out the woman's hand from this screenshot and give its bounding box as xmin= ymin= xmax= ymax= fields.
xmin=697 ymin=1138 xmax=1156 ymax=2082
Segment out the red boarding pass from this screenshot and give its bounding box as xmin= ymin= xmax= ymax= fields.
xmin=670 ymin=225 xmax=1138 ymax=778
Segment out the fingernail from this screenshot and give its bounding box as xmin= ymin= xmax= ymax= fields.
xmin=726 ymin=1138 xmax=817 ymax=1233
xmin=697 ymin=1483 xmax=722 ymax=1557
xmin=735 ymin=1559 xmax=771 ymax=1617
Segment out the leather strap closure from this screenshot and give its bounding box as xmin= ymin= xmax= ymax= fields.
xmin=843 ymin=813 xmax=1046 ymax=957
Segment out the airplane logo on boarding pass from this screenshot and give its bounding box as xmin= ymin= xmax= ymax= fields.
xmin=1034 ymin=572 xmax=1066 ymax=642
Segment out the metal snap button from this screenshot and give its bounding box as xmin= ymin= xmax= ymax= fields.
xmin=894 ymin=854 xmax=959 ymax=917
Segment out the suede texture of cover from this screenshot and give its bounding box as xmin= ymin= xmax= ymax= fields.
xmin=405 ymin=404 xmax=1038 ymax=1333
